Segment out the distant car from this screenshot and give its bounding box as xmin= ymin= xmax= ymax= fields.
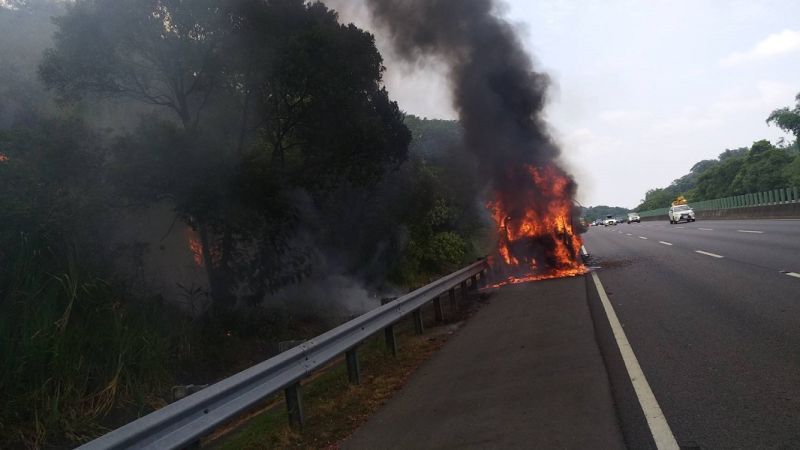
xmin=603 ymin=215 xmax=617 ymax=226
xmin=668 ymin=204 xmax=695 ymax=224
xmin=627 ymin=213 xmax=640 ymax=224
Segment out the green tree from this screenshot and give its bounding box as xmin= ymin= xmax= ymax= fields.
xmin=784 ymin=155 xmax=800 ymax=187
xmin=636 ymin=188 xmax=675 ymax=211
xmin=729 ymin=141 xmax=791 ymax=193
xmin=41 ymin=0 xmax=410 ymax=305
xmin=692 ymin=154 xmax=746 ymax=200
xmin=767 ymin=92 xmax=800 ymax=141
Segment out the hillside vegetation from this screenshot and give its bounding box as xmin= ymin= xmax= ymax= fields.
xmin=636 ymin=93 xmax=800 ymax=211
xmin=0 ymin=1 xmax=489 ymax=447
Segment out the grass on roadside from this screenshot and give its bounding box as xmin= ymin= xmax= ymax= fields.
xmin=213 ymin=307 xmax=467 ymax=450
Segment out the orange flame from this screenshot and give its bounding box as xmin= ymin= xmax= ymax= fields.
xmin=488 ymin=164 xmax=586 ymax=287
xmin=186 ymin=229 xmax=204 ymax=267
xmin=0 ymin=153 xmax=9 ymax=163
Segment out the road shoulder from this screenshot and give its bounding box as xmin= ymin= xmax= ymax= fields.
xmin=343 ymin=276 xmax=625 ymax=449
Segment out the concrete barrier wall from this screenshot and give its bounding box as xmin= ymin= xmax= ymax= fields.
xmin=641 ymin=202 xmax=800 ymax=222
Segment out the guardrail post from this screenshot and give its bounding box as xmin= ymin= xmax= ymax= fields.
xmin=433 ymin=296 xmax=444 ymax=322
xmin=412 ymin=309 xmax=424 ymax=335
xmin=479 ymin=269 xmax=488 ymax=287
xmin=380 ymin=298 xmax=398 ymax=356
xmin=384 ymin=325 xmax=397 ymax=356
xmin=486 ymin=264 xmax=496 ymax=284
xmin=469 ymin=275 xmax=478 ymax=291
xmin=285 ymin=383 xmax=304 ymax=428
xmin=460 ymin=280 xmax=469 ymax=302
xmin=449 ymin=287 xmax=458 ymax=312
xmin=346 ymin=348 xmax=361 ymax=385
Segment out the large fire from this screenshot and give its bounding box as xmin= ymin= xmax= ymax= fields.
xmin=488 ymin=164 xmax=586 ymax=286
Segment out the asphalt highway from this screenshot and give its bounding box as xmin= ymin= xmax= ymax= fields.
xmin=584 ymin=219 xmax=800 ymax=449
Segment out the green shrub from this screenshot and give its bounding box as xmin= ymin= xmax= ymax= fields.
xmin=0 ymin=238 xmax=175 ymax=448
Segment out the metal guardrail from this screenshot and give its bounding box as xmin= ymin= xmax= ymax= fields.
xmin=78 ymin=259 xmax=491 ymax=450
xmin=638 ymin=186 xmax=800 ymax=217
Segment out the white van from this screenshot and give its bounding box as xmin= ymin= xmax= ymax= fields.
xmin=668 ymin=204 xmax=696 ymax=224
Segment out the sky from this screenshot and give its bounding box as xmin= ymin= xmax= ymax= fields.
xmin=329 ymin=0 xmax=800 ymax=208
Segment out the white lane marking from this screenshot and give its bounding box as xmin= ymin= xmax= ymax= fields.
xmin=626 ymin=233 xmax=633 ymax=236
xmin=659 ymin=241 xmax=673 ymax=246
xmin=737 ymin=230 xmax=763 ymax=234
xmin=675 ymin=226 xmax=685 ymax=229
xmin=589 ymin=270 xmax=679 ymax=450
xmin=639 ymin=236 xmax=648 ymax=240
xmin=581 ymin=245 xmax=589 ymax=257
xmin=695 ymin=250 xmax=724 ymax=258
xmin=698 ymin=228 xmax=714 ymax=231
xmin=786 ymin=272 xmax=800 ymax=279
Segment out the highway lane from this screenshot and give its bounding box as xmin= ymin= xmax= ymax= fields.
xmin=611 ymin=219 xmax=800 ymax=276
xmin=583 ymin=221 xmax=800 ymax=449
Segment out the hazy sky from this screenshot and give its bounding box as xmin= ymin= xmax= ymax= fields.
xmin=331 ymin=0 xmax=800 ymax=208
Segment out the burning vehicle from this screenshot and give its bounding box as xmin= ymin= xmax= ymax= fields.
xmin=489 ymin=164 xmax=586 ymax=286
xmin=365 ymin=0 xmax=588 ymax=287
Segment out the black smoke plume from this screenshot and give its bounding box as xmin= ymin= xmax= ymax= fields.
xmin=364 ymin=0 xmax=577 ymax=221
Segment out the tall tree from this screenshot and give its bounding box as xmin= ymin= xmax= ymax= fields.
xmin=767 ymin=92 xmax=800 ymax=142
xmin=41 ymin=0 xmax=410 ymax=306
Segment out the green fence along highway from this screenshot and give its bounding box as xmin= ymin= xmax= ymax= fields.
xmin=637 ymin=186 xmax=800 ymax=218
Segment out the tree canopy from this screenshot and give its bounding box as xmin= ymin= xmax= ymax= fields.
xmin=39 ymin=0 xmax=412 ymax=305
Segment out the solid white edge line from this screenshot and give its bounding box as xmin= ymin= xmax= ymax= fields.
xmin=659 ymin=241 xmax=673 ymax=246
xmin=695 ymin=250 xmax=724 ymax=258
xmin=737 ymin=230 xmax=763 ymax=234
xmin=590 ymin=270 xmax=679 ymax=450
xmin=786 ymin=272 xmax=800 ymax=279
xmin=639 ymin=236 xmax=648 ymax=240
xmin=698 ymin=228 xmax=713 ymax=231
xmin=581 ymin=245 xmax=589 ymax=257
